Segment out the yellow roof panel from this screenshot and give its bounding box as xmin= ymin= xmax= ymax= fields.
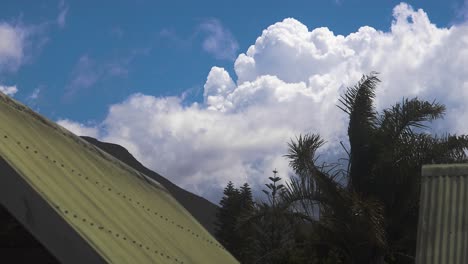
xmin=0 ymin=93 xmax=238 ymax=264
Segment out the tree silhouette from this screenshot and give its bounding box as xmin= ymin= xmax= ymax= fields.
xmin=238 ymin=183 xmax=255 ymax=263
xmin=282 ymin=72 xmax=468 ymax=263
xmin=241 ymin=170 xmax=297 ymax=264
xmin=217 ymin=72 xmax=468 ymax=263
xmin=215 ymin=181 xmax=255 ymax=262
xmin=215 ymin=181 xmax=240 ymax=254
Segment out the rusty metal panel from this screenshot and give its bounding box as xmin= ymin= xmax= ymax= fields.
xmin=416 ymin=164 xmax=468 ymax=264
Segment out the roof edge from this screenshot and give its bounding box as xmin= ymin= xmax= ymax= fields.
xmin=0 ymin=92 xmax=167 ymax=193
xmin=422 ymin=163 xmax=468 ymax=177
xmin=0 ymin=156 xmax=106 ymax=264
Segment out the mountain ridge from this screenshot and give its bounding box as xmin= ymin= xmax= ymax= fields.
xmin=80 ymin=136 xmax=218 ymax=235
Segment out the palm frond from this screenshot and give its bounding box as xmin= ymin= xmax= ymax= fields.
xmin=337 ymin=72 xmax=380 ymax=131
xmin=378 ymin=97 xmax=445 ymax=141
xmin=285 ymin=133 xmax=324 ymax=177
xmin=282 ymin=176 xmax=325 ymax=219
xmin=284 ymin=133 xmax=346 ymax=212
xmin=337 ymin=73 xmax=381 ymax=193
xmin=423 ymin=133 xmax=468 ymax=163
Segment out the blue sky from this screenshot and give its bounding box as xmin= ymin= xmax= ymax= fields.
xmin=1 ymin=0 xmax=465 ymax=121
xmin=1 ymin=0 xmax=468 ymax=202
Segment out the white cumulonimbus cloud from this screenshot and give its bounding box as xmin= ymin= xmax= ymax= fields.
xmin=59 ymin=3 xmax=468 ymax=203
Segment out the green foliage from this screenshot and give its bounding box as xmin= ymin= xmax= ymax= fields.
xmin=243 ymin=170 xmax=297 ymax=264
xmin=215 ymin=181 xmax=239 ymax=251
xmin=282 ymin=73 xmax=468 ymax=263
xmin=238 ymin=183 xmax=256 ymax=262
xmin=216 ymin=72 xmax=468 ymax=264
xmin=215 ymin=181 xmax=255 ymax=263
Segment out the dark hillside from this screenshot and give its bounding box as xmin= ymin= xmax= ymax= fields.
xmin=0 ymin=136 xmax=219 ymax=263
xmin=81 ymin=136 xmax=218 ymax=235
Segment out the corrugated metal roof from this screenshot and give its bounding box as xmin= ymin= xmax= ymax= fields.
xmin=416 ymin=164 xmax=468 ymax=264
xmin=0 ymin=92 xmax=239 ymax=264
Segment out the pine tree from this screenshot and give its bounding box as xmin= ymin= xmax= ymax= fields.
xmin=245 ymin=170 xmax=296 ymax=264
xmin=215 ymin=181 xmax=258 ymax=263
xmin=238 ymin=183 xmax=255 ymax=263
xmin=239 ymin=183 xmax=254 ymax=209
xmin=215 ymin=181 xmax=240 ymax=252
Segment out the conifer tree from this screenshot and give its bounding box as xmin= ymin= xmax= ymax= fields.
xmin=215 ymin=181 xmax=257 ymax=263
xmin=237 ymin=183 xmax=255 ymax=263
xmin=215 ymin=181 xmax=240 ymax=252
xmin=243 ymin=170 xmax=296 ymax=264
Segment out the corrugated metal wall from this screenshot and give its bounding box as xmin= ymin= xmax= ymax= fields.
xmin=416 ymin=164 xmax=468 ymax=264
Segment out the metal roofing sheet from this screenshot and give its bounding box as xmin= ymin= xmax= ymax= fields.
xmin=0 ymin=93 xmax=238 ymax=264
xmin=416 ymin=164 xmax=468 ymax=264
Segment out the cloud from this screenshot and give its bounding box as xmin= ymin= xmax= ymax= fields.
xmin=64 ymin=54 xmax=131 ymax=100
xmin=0 ymin=85 xmax=18 ymax=96
xmin=61 ymin=3 xmax=468 ymax=203
xmin=28 ymin=87 xmax=41 ymax=100
xmin=0 ymin=18 xmax=51 ymax=76
xmin=0 ymin=22 xmax=28 ymax=73
xmin=24 ymin=86 xmax=42 ymax=111
xmin=159 ymin=19 xmax=238 ymax=59
xmin=198 ymin=19 xmax=239 ymax=60
xmin=57 ymin=0 xmax=69 ymax=28
xmin=57 ymin=119 xmax=99 ymax=138
xmin=64 ymin=55 xmax=99 ymax=99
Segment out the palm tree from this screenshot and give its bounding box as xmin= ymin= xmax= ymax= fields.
xmin=282 ymin=72 xmax=468 ymax=263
